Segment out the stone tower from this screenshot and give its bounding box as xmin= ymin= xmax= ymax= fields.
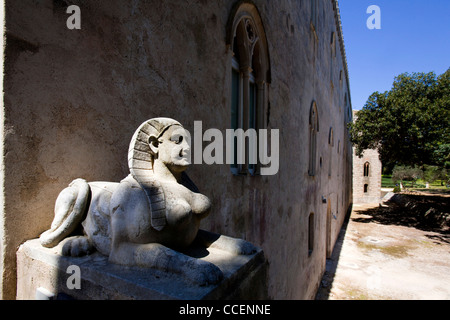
xmin=352 ymin=110 xmax=382 ymax=203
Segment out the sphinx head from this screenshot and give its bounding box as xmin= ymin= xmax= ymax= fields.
xmin=128 ymin=118 xmax=192 ymax=177
xmin=148 ymin=121 xmax=191 ymax=174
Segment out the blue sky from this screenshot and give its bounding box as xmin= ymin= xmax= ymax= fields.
xmin=338 ymin=0 xmax=450 ymax=110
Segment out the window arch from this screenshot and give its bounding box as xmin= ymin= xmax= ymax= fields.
xmin=308 ymin=212 xmax=315 ymax=256
xmin=328 ymin=127 xmax=334 ymax=146
xmin=227 ymin=1 xmax=270 ymax=176
xmin=328 ymin=127 xmax=334 ymax=177
xmin=330 ymin=31 xmax=336 ymax=90
xmin=364 ymin=162 xmax=370 ymax=177
xmin=308 ymin=101 xmax=319 ymax=176
xmin=337 ymin=140 xmax=341 ymax=177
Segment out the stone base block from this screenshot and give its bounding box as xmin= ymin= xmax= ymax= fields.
xmin=17 ymin=236 xmax=267 ymax=300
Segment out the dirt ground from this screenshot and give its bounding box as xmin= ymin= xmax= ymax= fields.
xmin=316 ymin=192 xmax=450 ymax=300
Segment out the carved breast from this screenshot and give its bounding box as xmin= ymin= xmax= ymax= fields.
xmin=162 ymin=182 xmax=211 ymax=227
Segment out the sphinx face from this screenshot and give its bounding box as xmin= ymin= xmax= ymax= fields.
xmin=158 ymin=126 xmax=191 ymax=172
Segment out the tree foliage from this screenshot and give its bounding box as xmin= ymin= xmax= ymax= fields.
xmin=392 ymin=165 xmax=423 ymax=184
xmin=350 ymin=69 xmax=450 ymax=171
xmin=423 ymin=165 xmax=448 ymax=185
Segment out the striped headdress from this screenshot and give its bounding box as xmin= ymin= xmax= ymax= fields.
xmin=128 ymin=118 xmax=182 ymax=231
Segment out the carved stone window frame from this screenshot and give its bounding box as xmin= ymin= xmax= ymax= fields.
xmin=227 ymin=1 xmax=271 ymax=176
xmin=328 ymin=127 xmax=334 ymax=177
xmin=308 ymin=101 xmax=319 ymax=177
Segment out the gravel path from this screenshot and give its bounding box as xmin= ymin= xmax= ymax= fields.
xmin=316 ymin=199 xmax=450 ymax=300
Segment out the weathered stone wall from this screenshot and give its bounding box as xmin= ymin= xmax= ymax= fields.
xmin=352 ymin=111 xmax=382 ymax=204
xmin=352 ymin=147 xmax=382 ymax=203
xmin=1 ymin=0 xmax=353 ymax=299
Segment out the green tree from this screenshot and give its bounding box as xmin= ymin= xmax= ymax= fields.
xmin=350 ymin=69 xmax=450 ymax=171
xmin=392 ymin=165 xmax=423 ymax=188
xmin=433 ymin=144 xmax=450 ymax=169
xmin=423 ymin=165 xmax=448 ymax=185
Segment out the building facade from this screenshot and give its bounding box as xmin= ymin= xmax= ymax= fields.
xmin=352 ymin=110 xmax=382 ymax=204
xmin=0 ymin=0 xmax=353 ymax=299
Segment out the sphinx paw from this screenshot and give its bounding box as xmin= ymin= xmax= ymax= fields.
xmin=190 ymin=260 xmax=223 ymax=286
xmin=61 ymin=236 xmax=95 ymax=257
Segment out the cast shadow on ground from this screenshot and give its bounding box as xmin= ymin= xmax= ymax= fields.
xmin=315 ymin=208 xmax=352 ymax=300
xmin=352 ymin=193 xmax=450 ymax=244
xmin=316 ymin=194 xmax=450 ymax=300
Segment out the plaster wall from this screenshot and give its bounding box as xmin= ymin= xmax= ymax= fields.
xmin=1 ymin=0 xmax=352 ymax=299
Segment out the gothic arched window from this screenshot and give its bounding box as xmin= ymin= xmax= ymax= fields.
xmin=309 ymin=101 xmax=319 ymax=176
xmin=364 ymin=162 xmax=370 ymax=177
xmin=328 ymin=127 xmax=334 ymax=177
xmin=228 ymin=1 xmax=270 ymax=176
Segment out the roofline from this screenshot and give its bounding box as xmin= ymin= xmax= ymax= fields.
xmin=332 ymin=0 xmax=352 ymax=110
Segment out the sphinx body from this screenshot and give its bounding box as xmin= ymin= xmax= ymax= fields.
xmin=45 ymin=172 xmax=210 ymax=256
xmin=39 ymin=118 xmax=229 ymax=286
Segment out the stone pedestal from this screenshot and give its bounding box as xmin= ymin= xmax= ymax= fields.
xmin=16 ymin=236 xmax=267 ymax=300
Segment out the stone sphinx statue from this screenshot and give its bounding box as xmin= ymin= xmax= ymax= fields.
xmin=39 ymin=118 xmax=255 ymax=286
